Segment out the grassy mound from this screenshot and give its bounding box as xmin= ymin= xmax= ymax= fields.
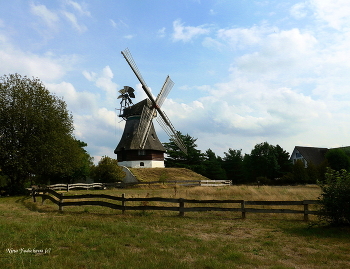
xmin=129 ymin=167 xmax=209 ymax=182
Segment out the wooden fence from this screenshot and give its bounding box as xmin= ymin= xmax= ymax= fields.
xmin=39 ymin=180 xmax=231 ymax=191
xmin=31 ymin=188 xmax=320 ymax=221
xmin=45 ymin=183 xmax=105 ymax=191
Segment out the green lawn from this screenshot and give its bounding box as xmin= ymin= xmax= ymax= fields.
xmin=1 ymin=186 xmax=349 ymax=269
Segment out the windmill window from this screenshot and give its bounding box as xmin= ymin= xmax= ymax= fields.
xmin=138 ymin=150 xmax=146 ymax=156
xmin=296 ymin=152 xmax=302 ymax=158
xmin=140 ymin=162 xmax=144 ymax=167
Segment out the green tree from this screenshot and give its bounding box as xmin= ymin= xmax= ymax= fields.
xmin=0 ymin=74 xmax=86 ymax=194
xmin=163 ymin=132 xmax=205 ymax=174
xmin=222 ymin=148 xmax=244 ymax=184
xmin=47 ymin=140 xmax=94 ymax=184
xmin=91 ymin=156 xmax=125 ymax=183
xmin=274 ymin=145 xmax=292 ymax=177
xmin=244 ymin=142 xmax=291 ymax=184
xmin=203 ymin=149 xmax=227 ymax=180
xmin=305 ymin=161 xmax=320 ymax=184
xmin=249 ymin=142 xmax=280 ymax=181
xmin=325 ymin=148 xmax=350 ymax=171
xmin=318 ymin=168 xmax=350 ymax=226
xmin=292 ymin=159 xmax=309 ymax=184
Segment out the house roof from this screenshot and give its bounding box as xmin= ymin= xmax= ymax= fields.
xmin=294 ymin=146 xmax=328 ymax=165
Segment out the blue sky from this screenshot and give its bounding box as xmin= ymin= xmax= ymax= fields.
xmin=1 ymin=0 xmax=350 ymax=162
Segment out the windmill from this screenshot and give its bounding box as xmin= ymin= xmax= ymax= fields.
xmin=114 ymin=48 xmax=187 ymax=168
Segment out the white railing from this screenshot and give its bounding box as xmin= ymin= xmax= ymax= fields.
xmin=200 ymin=180 xmax=232 ymax=186
xmin=46 ymin=183 xmax=105 ymax=191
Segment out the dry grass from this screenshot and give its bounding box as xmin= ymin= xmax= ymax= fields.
xmin=129 ymin=167 xmax=209 ymax=182
xmin=101 ymin=184 xmax=320 ymax=202
xmin=1 ymin=185 xmax=350 ymax=269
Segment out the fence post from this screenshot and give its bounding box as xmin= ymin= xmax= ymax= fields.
xmin=42 ymin=190 xmax=46 ymax=205
xmin=32 ymin=188 xmax=36 ymax=203
xmin=121 ymin=193 xmax=126 ymax=214
xmin=179 ymin=198 xmax=185 ymax=216
xmin=59 ymin=193 xmax=64 ymax=212
xmin=303 ymin=201 xmax=309 ymax=221
xmin=66 ymin=184 xmax=69 ymax=192
xmin=241 ymin=201 xmax=246 ymax=219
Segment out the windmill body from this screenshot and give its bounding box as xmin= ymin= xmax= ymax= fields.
xmin=114 ymin=99 xmax=166 ymax=168
xmin=114 ymin=48 xmax=187 ymax=168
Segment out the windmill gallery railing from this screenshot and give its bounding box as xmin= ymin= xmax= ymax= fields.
xmin=31 ymin=188 xmax=320 ymax=221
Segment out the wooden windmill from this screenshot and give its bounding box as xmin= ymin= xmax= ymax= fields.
xmin=114 ymin=48 xmax=187 ymax=168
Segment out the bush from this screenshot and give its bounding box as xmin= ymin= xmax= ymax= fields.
xmin=318 ymin=168 xmax=350 ymax=226
xmin=91 ymin=156 xmax=125 ymax=183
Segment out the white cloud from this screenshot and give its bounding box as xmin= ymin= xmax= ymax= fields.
xmin=310 ymin=0 xmax=350 ymax=30
xmin=83 ymin=66 xmax=119 ymax=107
xmin=202 ymin=37 xmax=224 ymax=50
xmin=172 ymin=19 xmax=210 ymax=42
xmin=30 ymin=2 xmax=59 ymax=29
xmin=46 ymin=81 xmax=97 ymax=114
xmin=0 ymin=45 xmax=66 ymax=81
xmin=233 ymin=28 xmax=318 ymax=82
xmin=123 ymin=34 xmax=134 ymax=39
xmin=157 ymin=27 xmax=166 ymax=38
xmin=62 ymin=11 xmax=87 ymax=33
xmin=217 ymin=24 xmax=277 ymax=49
xmin=110 ymin=19 xmax=117 ymax=28
xmin=290 ymin=3 xmax=308 ymax=19
xmin=209 ymin=9 xmax=217 ymax=15
xmin=65 ymin=0 xmax=91 ymax=17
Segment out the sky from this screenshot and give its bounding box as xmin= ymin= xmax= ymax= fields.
xmin=1 ymin=0 xmax=350 ymax=163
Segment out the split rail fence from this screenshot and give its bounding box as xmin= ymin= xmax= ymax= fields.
xmin=31 ymin=188 xmax=320 ymax=221
xmin=36 ymin=180 xmax=232 ymax=192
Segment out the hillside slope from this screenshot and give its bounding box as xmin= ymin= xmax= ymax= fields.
xmin=129 ymin=168 xmax=209 ymax=182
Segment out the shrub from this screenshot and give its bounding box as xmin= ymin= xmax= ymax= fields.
xmin=318 ymin=168 xmax=350 ymax=226
xmin=91 ymin=156 xmax=125 ymax=183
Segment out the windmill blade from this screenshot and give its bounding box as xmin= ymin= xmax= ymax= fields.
xmin=121 ymin=48 xmax=156 ymax=104
xmin=126 ymin=86 xmax=135 ymax=93
xmin=136 ymin=104 xmax=156 ymax=149
xmin=156 ymin=111 xmax=187 ymax=155
xmin=156 ymin=75 xmax=174 ymax=108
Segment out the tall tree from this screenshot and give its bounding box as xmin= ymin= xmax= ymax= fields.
xmin=245 ymin=142 xmax=291 ymax=182
xmin=274 ymin=144 xmax=292 ymax=178
xmin=203 ymin=149 xmax=227 ymax=180
xmin=0 ymin=74 xmax=86 ymax=193
xmin=249 ymin=142 xmax=279 ymax=181
xmin=163 ymin=132 xmax=205 ymax=174
xmin=222 ymin=148 xmax=244 ymax=184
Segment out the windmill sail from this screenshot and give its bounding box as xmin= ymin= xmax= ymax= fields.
xmin=156 ymin=76 xmax=174 ymax=108
xmin=156 ymin=111 xmax=187 ymax=154
xmin=137 ymin=103 xmax=156 ymax=149
xmin=137 ymin=76 xmax=174 ymax=149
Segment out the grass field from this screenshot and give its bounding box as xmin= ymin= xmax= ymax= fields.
xmin=1 ymin=185 xmax=350 ymax=269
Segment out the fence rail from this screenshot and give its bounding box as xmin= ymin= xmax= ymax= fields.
xmin=31 ymin=188 xmax=319 ymax=221
xmin=34 ymin=180 xmax=231 ymax=192
xmin=45 ymin=183 xmax=105 ymax=191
